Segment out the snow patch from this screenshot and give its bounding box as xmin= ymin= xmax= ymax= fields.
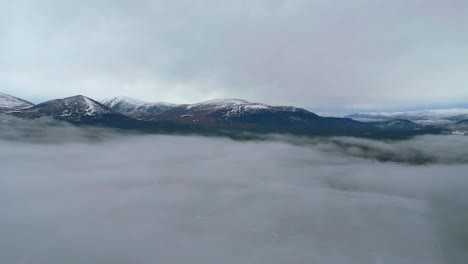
xmin=102 ymin=96 xmax=174 ymax=108
xmin=186 ymin=99 xmax=250 ymax=110
xmin=224 ymin=104 xmax=272 ymax=117
xmin=0 ymin=93 xmax=34 ymax=109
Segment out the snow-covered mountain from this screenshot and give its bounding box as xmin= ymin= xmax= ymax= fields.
xmin=100 ymin=96 xmax=440 ymax=137
xmin=101 ymin=96 xmax=177 ymax=117
xmin=32 ymin=95 xmax=111 ymax=117
xmin=0 ymin=93 xmax=34 ymax=111
xmin=102 ymin=97 xmax=255 ymax=115
xmin=101 ymin=97 xmax=316 ymax=124
xmin=346 ymin=108 xmax=468 ymax=125
xmin=0 ymin=92 xmax=445 ymax=138
xmin=15 ymin=95 xmax=128 ymax=123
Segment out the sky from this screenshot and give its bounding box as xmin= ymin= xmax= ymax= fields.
xmin=1 ymin=0 xmax=468 ymax=112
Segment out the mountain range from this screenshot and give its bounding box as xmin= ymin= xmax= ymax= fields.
xmin=346 ymin=109 xmax=468 ymax=125
xmin=0 ymin=93 xmax=34 ymax=111
xmin=0 ymin=92 xmax=458 ymax=138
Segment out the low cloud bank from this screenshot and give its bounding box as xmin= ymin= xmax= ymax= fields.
xmin=2 ymin=115 xmax=468 ymax=164
xmin=267 ymin=134 xmax=468 ymax=164
xmin=0 ymin=115 xmax=125 ymax=143
xmin=0 ymin=118 xmax=467 ymax=263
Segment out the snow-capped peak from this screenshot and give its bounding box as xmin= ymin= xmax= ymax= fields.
xmin=102 ymin=96 xmax=149 ymax=108
xmin=103 ymin=97 xmax=252 ymax=109
xmin=0 ymin=92 xmax=34 ymax=110
xmin=102 ymin=96 xmax=175 ymax=108
xmin=81 ymin=96 xmax=108 ymax=115
xmin=194 ymin=98 xmax=250 ymax=106
xmin=34 ymin=95 xmax=113 ymax=118
xmin=185 ymin=99 xmax=251 ymax=110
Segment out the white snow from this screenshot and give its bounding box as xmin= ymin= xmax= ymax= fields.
xmin=223 ymin=104 xmax=273 ymax=117
xmin=101 ymin=96 xmax=303 ymax=119
xmin=102 ymin=97 xmax=265 ymax=112
xmin=83 ymin=97 xmax=103 ymax=115
xmin=102 ymin=97 xmax=262 ymax=114
xmin=243 ymin=104 xmax=270 ymax=110
xmin=54 ymin=96 xmax=112 ymax=117
xmin=0 ymin=93 xmax=33 ymax=109
xmin=186 ymin=99 xmax=250 ymax=110
xmin=102 ymin=96 xmax=148 ymax=108
xmin=102 ymin=96 xmax=175 ymax=108
xmin=195 ymin=98 xmax=249 ymax=105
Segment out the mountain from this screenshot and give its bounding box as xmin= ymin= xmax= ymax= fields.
xmin=102 ymin=97 xmax=318 ymax=122
xmin=346 ymin=108 xmax=468 ymax=125
xmin=10 ymin=95 xmax=148 ymax=128
xmin=101 ymin=96 xmax=178 ymax=117
xmin=0 ymin=93 xmax=34 ymax=112
xmin=102 ymin=96 xmax=441 ymax=137
xmin=1 ymin=93 xmax=444 ymax=138
xmin=18 ymin=95 xmax=114 ymax=120
xmin=5 ymin=95 xmax=196 ymax=133
xmin=102 ymin=97 xmax=337 ymax=129
xmin=101 ymin=97 xmax=265 ymax=119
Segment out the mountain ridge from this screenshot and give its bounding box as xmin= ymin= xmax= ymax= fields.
xmin=346 ymin=108 xmax=468 ymax=125
xmin=0 ymin=92 xmax=447 ymax=138
xmin=0 ymin=93 xmax=35 ymax=111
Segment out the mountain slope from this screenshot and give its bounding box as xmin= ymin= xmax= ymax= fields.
xmin=102 ymin=97 xmax=258 ymax=118
xmin=102 ymin=97 xmax=320 ymax=125
xmin=11 ymin=95 xmax=147 ymax=129
xmin=0 ymin=93 xmax=34 ymax=111
xmin=22 ymin=95 xmax=114 ymax=120
xmin=102 ymin=96 xmax=177 ymax=117
xmin=0 ymin=93 xmax=444 ymax=138
xmin=102 ymin=96 xmax=440 ymax=137
xmin=5 ymin=95 xmax=195 ymax=133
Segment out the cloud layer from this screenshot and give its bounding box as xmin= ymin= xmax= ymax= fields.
xmin=1 ymin=122 xmax=468 ymax=263
xmin=2 ymin=0 xmax=468 ymax=111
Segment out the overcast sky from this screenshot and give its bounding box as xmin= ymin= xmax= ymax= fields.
xmin=1 ymin=0 xmax=468 ymax=112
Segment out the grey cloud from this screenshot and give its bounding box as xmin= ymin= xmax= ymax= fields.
xmin=0 ymin=122 xmax=467 ymax=263
xmin=1 ymin=0 xmax=468 ymax=110
xmin=2 ymin=115 xmax=468 ymax=164
xmin=266 ymin=134 xmax=468 ymax=164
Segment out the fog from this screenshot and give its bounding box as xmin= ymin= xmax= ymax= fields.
xmin=1 ymin=120 xmax=468 ymax=263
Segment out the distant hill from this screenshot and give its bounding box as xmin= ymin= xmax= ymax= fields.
xmin=346 ymin=109 xmax=468 ymax=125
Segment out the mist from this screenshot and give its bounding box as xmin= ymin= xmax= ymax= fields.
xmin=1 ymin=121 xmax=467 ymax=263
